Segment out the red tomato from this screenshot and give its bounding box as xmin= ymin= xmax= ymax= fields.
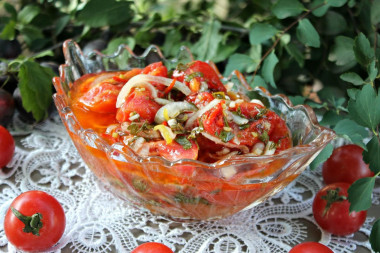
xmin=116 ymin=89 xmax=161 ymax=123
xmin=185 ymin=91 xmax=214 ymax=108
xmin=322 ymin=144 xmax=374 ymax=185
xmin=4 ymin=191 xmax=66 ymax=252
xmin=289 ymin=242 xmax=333 ymax=253
xmin=131 ymin=242 xmax=173 ymax=253
xmin=312 ymin=182 xmax=367 ymax=236
xmin=173 ymin=60 xmax=226 ymax=92
xmin=151 ymin=139 xmax=199 ymax=161
xmin=0 ymin=125 xmax=15 ymax=168
xmin=79 ymin=82 xmax=123 ymax=113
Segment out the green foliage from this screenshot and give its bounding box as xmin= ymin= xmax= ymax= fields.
xmin=309 ymin=143 xmax=334 ymax=170
xmin=348 ymin=177 xmax=376 ymax=212
xmin=370 ymin=219 xmax=380 ymax=253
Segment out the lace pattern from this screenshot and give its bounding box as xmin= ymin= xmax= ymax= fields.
xmin=0 ymin=113 xmax=378 ymax=253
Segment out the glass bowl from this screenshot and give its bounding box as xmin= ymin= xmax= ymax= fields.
xmin=53 ymin=39 xmax=335 ymax=220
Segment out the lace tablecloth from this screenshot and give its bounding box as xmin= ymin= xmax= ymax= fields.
xmin=0 ymin=113 xmax=379 ymax=253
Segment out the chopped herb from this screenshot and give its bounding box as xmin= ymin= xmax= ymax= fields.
xmin=269 ymin=141 xmax=277 ymax=150
xmin=259 ymin=130 xmax=269 ymax=143
xmin=127 ymin=136 xmax=140 ymax=145
xmin=132 ymin=178 xmax=149 ymax=193
xmin=218 ymin=130 xmax=235 ymax=143
xmin=176 ymin=63 xmax=188 ymax=72
xmin=212 ymin=92 xmax=226 ymax=99
xmin=255 ymin=108 xmax=268 ymax=119
xmin=184 ymin=72 xmax=204 ymax=82
xmin=239 ymin=124 xmax=250 ymax=130
xmin=173 ymin=193 xmax=209 ymax=205
xmin=188 ymin=126 xmax=204 ymax=139
xmin=175 ymin=135 xmax=192 ymax=150
xmin=127 ymin=122 xmax=153 ymax=135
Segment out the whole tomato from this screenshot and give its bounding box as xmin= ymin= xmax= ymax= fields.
xmin=289 ymin=242 xmax=333 ymax=253
xmin=0 ymin=125 xmax=15 ymax=168
xmin=131 ymin=242 xmax=173 ymax=253
xmin=313 ymin=182 xmax=367 ymax=236
xmin=4 ymin=191 xmax=66 ymax=252
xmin=322 ymin=144 xmax=374 ymax=184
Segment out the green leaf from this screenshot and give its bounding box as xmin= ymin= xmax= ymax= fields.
xmin=370 ymin=219 xmax=380 ymax=252
xmin=288 ymin=95 xmax=306 ymax=105
xmin=347 ymin=88 xmax=360 ymax=100
xmin=363 ymin=136 xmax=380 ymax=174
xmin=333 ymin=119 xmax=368 ymax=149
xmin=192 ymin=19 xmax=223 ymax=61
xmin=285 ymin=43 xmax=304 ymax=67
xmin=77 ymin=0 xmax=132 ymax=27
xmin=348 ymin=84 xmax=380 ymax=130
xmin=249 ymin=23 xmax=278 ymax=45
xmin=296 ymin=19 xmax=320 ymax=48
xmin=321 ymin=11 xmax=347 ymax=35
xmin=224 ymin=54 xmax=258 ymax=76
xmin=272 ymin=0 xmax=305 ymax=19
xmin=328 ymin=36 xmax=355 ymax=66
xmin=102 ymin=37 xmax=135 ymax=55
xmin=311 ymin=0 xmax=330 ymax=17
xmin=327 ymin=0 xmax=347 ymax=7
xmin=3 ymin=2 xmax=17 ymax=20
xmin=162 ymin=29 xmax=182 ymax=57
xmin=368 ymin=60 xmax=378 ymax=82
xmin=309 ymin=143 xmax=334 ymax=170
xmin=54 ymin=15 xmax=70 ymax=36
xmin=18 ymin=4 xmax=40 ymax=24
xmin=175 ymin=136 xmax=192 ymax=150
xmin=261 ymin=51 xmax=278 ymax=88
xmin=0 ymin=20 xmax=16 ymax=40
xmin=340 ymin=72 xmax=365 ymax=86
xmin=370 ymin=0 xmax=380 ymax=25
xmin=353 ymin=33 xmax=375 ymax=67
xmin=18 ymin=61 xmax=54 ymax=121
xmin=250 ymin=75 xmax=268 ymax=89
xmin=348 ymin=176 xmax=375 ymax=212
xmin=320 ymin=110 xmax=347 ymax=127
xmin=18 ymin=24 xmax=44 ymax=47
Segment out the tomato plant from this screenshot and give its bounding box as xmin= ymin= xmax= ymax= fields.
xmin=0 ymin=125 xmax=15 ymax=168
xmin=322 ymin=144 xmax=374 ymax=185
xmin=313 ymin=183 xmax=367 ymax=236
xmin=4 ymin=191 xmax=66 ymax=252
xmin=131 ymin=242 xmax=173 ymax=253
xmin=289 ymin=242 xmax=333 ymax=253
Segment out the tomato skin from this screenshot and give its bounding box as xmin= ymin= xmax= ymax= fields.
xmin=322 ymin=144 xmax=374 ymax=185
xmin=0 ymin=125 xmax=15 ymax=168
xmin=312 ymin=183 xmax=367 ymax=236
xmin=131 ymin=242 xmax=173 ymax=253
xmin=289 ymin=242 xmax=333 ymax=253
xmin=4 ymin=191 xmax=66 ymax=252
xmin=152 ymin=139 xmax=199 ymax=161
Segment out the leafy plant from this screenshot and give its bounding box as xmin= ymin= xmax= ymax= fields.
xmin=0 ymin=0 xmax=379 ymax=250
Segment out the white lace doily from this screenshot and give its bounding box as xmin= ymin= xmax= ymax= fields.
xmin=0 ymin=113 xmax=378 ymax=253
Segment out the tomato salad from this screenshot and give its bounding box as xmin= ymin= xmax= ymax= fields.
xmin=69 ymin=60 xmax=291 ymax=163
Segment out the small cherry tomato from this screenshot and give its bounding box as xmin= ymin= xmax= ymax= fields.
xmin=131 ymin=242 xmax=174 ymax=253
xmin=289 ymin=242 xmax=334 ymax=253
xmin=4 ymin=191 xmax=66 ymax=252
xmin=322 ymin=144 xmax=374 ymax=185
xmin=0 ymin=125 xmax=15 ymax=168
xmin=312 ymin=182 xmax=367 ymax=236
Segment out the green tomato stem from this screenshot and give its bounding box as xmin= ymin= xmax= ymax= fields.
xmin=11 ymin=207 xmax=43 ymax=236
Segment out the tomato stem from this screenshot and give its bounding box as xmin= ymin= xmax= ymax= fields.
xmin=321 ymin=188 xmax=347 ymax=217
xmin=11 ymin=207 xmax=43 ymax=236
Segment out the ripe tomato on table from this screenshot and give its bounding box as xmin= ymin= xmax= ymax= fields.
xmin=289 ymin=242 xmax=334 ymax=253
xmin=322 ymin=144 xmax=374 ymax=185
xmin=131 ymin=242 xmax=174 ymax=253
xmin=4 ymin=191 xmax=66 ymax=252
xmin=0 ymin=125 xmax=15 ymax=168
xmin=312 ymin=182 xmax=367 ymax=236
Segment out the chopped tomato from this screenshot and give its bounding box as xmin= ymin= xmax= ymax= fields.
xmin=116 ymin=89 xmax=161 ymax=123
xmin=173 ymin=61 xmax=226 ymax=92
xmin=201 ymin=102 xmax=225 ymax=136
xmin=186 ymin=91 xmax=214 ymax=108
xmin=142 ymin=62 xmax=168 ymax=92
xmin=151 ymin=139 xmax=198 ymax=161
xmin=79 ymin=82 xmax=123 ymax=113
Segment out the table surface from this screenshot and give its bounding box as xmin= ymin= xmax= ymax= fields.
xmin=0 ymin=113 xmax=378 ymax=253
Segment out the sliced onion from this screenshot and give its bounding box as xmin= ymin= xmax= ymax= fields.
xmin=154 ymin=98 xmax=172 ymax=105
xmin=201 ymin=132 xmax=250 ymax=153
xmin=263 ymin=141 xmax=276 ymax=155
xmin=116 ymin=81 xmax=158 ymax=108
xmin=250 ymin=99 xmax=264 ymax=107
xmin=154 ymin=102 xmax=197 ymax=124
xmin=185 ymin=99 xmax=221 ymax=129
xmin=226 ymin=111 xmax=249 ymax=125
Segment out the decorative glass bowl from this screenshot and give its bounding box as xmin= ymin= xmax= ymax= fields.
xmin=53 ymin=39 xmax=335 ymax=220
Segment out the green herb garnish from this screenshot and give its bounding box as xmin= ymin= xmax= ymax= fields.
xmin=175 ymin=135 xmax=192 ymax=150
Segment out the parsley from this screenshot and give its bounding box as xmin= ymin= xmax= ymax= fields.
xmin=218 ymin=130 xmax=234 ymax=143
xmin=175 ymin=135 xmax=192 ymax=150
xmin=255 ymin=108 xmax=268 ymax=119
xmin=212 ymin=92 xmax=226 ymax=99
xmin=132 ymin=178 xmax=149 ymax=193
xmin=259 ymin=130 xmax=269 ymax=143
xmin=184 ymin=71 xmax=204 ymax=82
xmin=127 ymin=122 xmax=153 ymax=135
xmin=173 ymin=193 xmax=209 ymax=205
xmin=239 ymin=124 xmax=250 ymax=130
